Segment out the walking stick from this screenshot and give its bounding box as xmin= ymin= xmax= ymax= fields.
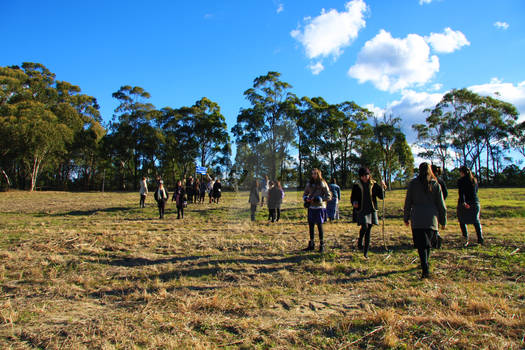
xmin=378 ymin=166 xmax=388 ymax=251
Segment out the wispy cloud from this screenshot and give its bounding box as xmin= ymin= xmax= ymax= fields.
xmin=308 ymin=62 xmax=325 ymax=75
xmin=276 ymin=3 xmax=284 ymax=14
xmin=494 ymin=21 xmax=509 ymax=30
xmin=419 ymin=0 xmax=433 ymax=5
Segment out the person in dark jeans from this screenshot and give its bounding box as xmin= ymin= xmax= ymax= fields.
xmin=172 ymin=180 xmax=186 ymax=219
xmin=404 ymin=162 xmax=447 ymax=278
xmin=154 ymin=180 xmax=169 ymax=219
xmin=431 ymin=164 xmax=448 ymax=249
xmin=268 ymin=181 xmax=284 ymax=222
xmin=457 ymin=166 xmax=484 ymax=246
xmin=248 ymin=180 xmax=260 ymax=221
xmin=351 ymin=167 xmax=386 ymax=259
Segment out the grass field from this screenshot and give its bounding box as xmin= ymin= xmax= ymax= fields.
xmin=0 ymin=188 xmax=524 ymax=349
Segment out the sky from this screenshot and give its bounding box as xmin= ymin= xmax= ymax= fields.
xmin=2 ymin=0 xmax=525 ymax=155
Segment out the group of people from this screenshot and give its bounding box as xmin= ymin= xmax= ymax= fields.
xmin=249 ymin=177 xmax=285 ymax=222
xmin=138 ymin=174 xmax=223 ymax=220
xmin=142 ymin=163 xmax=484 ymax=279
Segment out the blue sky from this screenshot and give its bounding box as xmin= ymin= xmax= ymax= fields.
xmin=2 ymin=0 xmax=524 ymax=146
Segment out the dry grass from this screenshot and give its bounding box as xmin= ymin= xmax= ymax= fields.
xmin=0 ymin=188 xmax=524 ymax=349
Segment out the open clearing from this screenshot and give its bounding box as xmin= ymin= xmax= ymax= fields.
xmin=0 ymin=189 xmax=524 ymax=349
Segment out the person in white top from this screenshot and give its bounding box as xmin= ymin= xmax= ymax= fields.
xmin=139 ymin=177 xmax=148 ymax=208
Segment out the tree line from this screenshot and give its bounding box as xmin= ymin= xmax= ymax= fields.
xmin=1 ymin=63 xmax=524 ymax=191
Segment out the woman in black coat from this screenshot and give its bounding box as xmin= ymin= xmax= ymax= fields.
xmin=457 ymin=166 xmax=483 ymax=246
xmin=268 ymin=181 xmax=284 ymax=222
xmin=212 ymin=178 xmax=222 ymax=204
xmin=172 ymin=180 xmax=187 ymax=219
xmin=431 ymin=164 xmax=448 ymax=248
xmin=350 ymin=167 xmax=386 ymax=259
xmin=404 ymin=163 xmax=447 ymax=278
xmin=154 ymin=181 xmax=169 ymax=219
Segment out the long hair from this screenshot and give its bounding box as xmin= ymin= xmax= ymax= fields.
xmin=459 ymin=165 xmax=476 ymax=184
xmin=431 ymin=164 xmax=442 ymax=177
xmin=275 ymin=181 xmax=282 ymax=190
xmin=310 ymin=168 xmax=324 ymax=185
xmin=418 ymin=162 xmax=436 ymax=193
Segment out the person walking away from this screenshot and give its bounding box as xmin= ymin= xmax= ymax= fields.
xmin=260 ymin=176 xmax=269 ymax=207
xmin=457 ymin=166 xmax=484 ymax=246
xmin=199 ymin=180 xmax=207 ymax=203
xmin=154 ymin=180 xmax=169 ymax=219
xmin=172 ymin=180 xmax=187 ymax=219
xmin=212 ymin=178 xmax=222 ymax=204
xmin=193 ymin=180 xmax=200 ymax=203
xmin=249 ymin=180 xmax=260 ymax=221
xmin=185 ymin=177 xmax=194 ymax=204
xmin=207 ymin=175 xmax=214 ymax=203
xmin=327 ymin=178 xmax=341 ymax=221
xmin=431 ymin=165 xmax=448 ymax=248
xmin=404 ymin=162 xmax=447 ymax=278
xmin=139 ymin=177 xmax=148 ymax=208
xmin=268 ymin=181 xmax=284 ymax=222
xmin=351 ymin=167 xmax=386 ymax=259
xmin=303 ymin=169 xmax=332 ymax=253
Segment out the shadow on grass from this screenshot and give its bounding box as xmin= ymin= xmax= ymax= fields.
xmin=54 ymin=206 xmax=135 ymax=216
xmin=333 ymin=267 xmax=419 ymax=284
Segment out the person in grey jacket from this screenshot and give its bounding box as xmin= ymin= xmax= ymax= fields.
xmin=404 ymin=162 xmax=447 ymax=279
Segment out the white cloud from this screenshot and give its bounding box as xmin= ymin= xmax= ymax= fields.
xmin=469 ymin=79 xmax=525 ymax=121
xmin=494 ymin=21 xmax=509 ymax=30
xmin=388 ymin=90 xmax=444 ymax=132
xmin=419 ymin=0 xmax=433 ymax=4
xmin=363 ymin=103 xmax=385 ymax=118
xmin=291 ymin=0 xmax=367 ymax=60
xmin=277 ymin=3 xmax=284 ymax=14
xmin=348 ymin=30 xmax=440 ymax=92
xmin=309 ymin=62 xmax=325 ymax=75
xmin=425 ymin=27 xmax=470 ymax=53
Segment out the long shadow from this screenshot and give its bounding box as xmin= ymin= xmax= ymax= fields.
xmin=333 ymin=267 xmax=418 ymax=284
xmin=96 ymin=255 xmax=210 ymax=267
xmin=89 ymin=284 xmax=220 ymax=299
xmin=54 ymin=206 xmax=135 ymax=216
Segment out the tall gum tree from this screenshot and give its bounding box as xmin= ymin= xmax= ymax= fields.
xmin=232 ymin=72 xmax=296 ymax=181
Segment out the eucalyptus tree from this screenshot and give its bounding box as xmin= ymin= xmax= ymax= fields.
xmin=232 ymin=72 xmax=297 ymax=181
xmin=372 ymin=114 xmax=414 ymax=188
xmin=337 ymin=101 xmax=372 ymax=187
xmin=190 ymin=97 xmax=231 ymax=169
xmin=158 ymin=107 xmax=198 ymax=183
xmin=474 ymin=95 xmax=518 ymax=182
xmin=110 ymin=85 xmax=160 ymax=189
xmin=0 ymin=63 xmax=103 ymax=191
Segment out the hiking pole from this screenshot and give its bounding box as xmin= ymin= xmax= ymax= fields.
xmin=378 ymin=166 xmax=388 ymax=251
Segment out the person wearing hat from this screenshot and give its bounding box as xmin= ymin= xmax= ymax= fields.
xmin=303 ymin=168 xmax=332 ymax=253
xmin=351 ymin=167 xmax=386 ymax=259
xmin=154 ymin=180 xmax=169 ymax=219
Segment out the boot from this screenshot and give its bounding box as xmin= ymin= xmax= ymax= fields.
xmin=303 ymin=241 xmax=315 ymax=251
xmin=319 ymin=242 xmax=324 ymax=253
